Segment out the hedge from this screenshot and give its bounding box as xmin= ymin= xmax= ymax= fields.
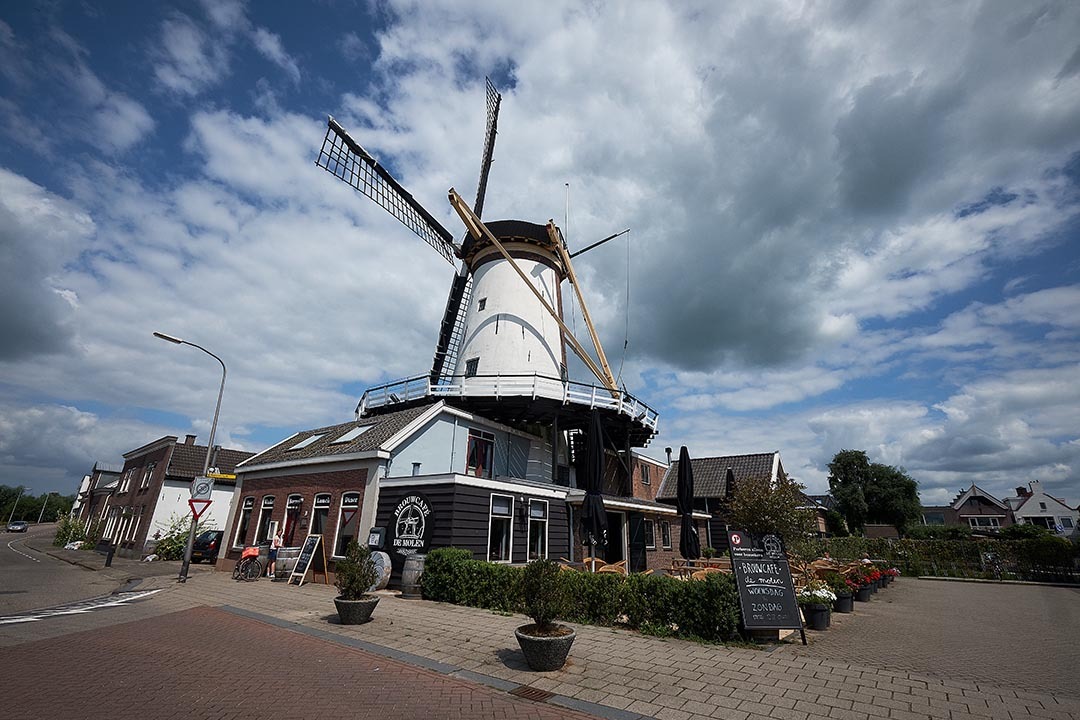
xmin=789 ymin=536 xmax=1080 ymax=583
xmin=421 ymin=548 xmax=742 ymax=643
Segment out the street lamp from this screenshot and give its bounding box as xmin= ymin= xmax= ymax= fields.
xmin=154 ymin=331 xmax=227 ymax=583
xmin=37 ymin=491 xmax=56 ymax=523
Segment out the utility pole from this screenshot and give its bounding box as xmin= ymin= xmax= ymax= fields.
xmin=37 ymin=491 xmax=56 ymax=523
xmin=7 ymin=488 xmax=23 ymax=524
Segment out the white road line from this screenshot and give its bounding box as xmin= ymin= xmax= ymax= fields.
xmin=6 ymin=539 xmax=40 ymax=562
xmin=0 ymin=588 xmax=164 ymax=625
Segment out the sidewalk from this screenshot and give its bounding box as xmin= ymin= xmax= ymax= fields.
xmin=20 ymin=538 xmax=1080 ymax=720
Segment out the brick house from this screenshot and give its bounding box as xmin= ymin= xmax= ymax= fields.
xmin=921 ymin=484 xmax=1014 ymax=532
xmin=101 ymin=434 xmax=253 ymax=558
xmin=75 ymin=461 xmax=121 ymax=528
xmin=655 ymin=451 xmax=785 ymax=552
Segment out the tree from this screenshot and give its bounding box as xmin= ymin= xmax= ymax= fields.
xmin=864 ymin=463 xmax=921 ymax=531
xmin=828 ymin=450 xmax=870 ymax=532
xmin=999 ymin=523 xmax=1051 ymax=540
xmin=827 ymin=450 xmax=920 ymax=533
xmin=728 ymin=474 xmax=816 ymax=543
xmin=824 ymin=509 xmax=849 ymax=537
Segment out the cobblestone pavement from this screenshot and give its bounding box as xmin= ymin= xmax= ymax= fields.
xmin=1 ymin=605 xmax=603 ymax=720
xmin=6 ymin=543 xmax=1078 ymax=720
xmin=774 ymin=579 xmax=1080 ymax=697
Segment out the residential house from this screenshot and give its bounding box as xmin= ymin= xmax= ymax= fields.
xmin=1004 ymin=481 xmax=1079 ymax=538
xmin=75 ymin=462 xmax=121 ymax=528
xmin=921 ymin=484 xmax=1014 ymax=532
xmin=104 ymin=434 xmax=253 ymax=558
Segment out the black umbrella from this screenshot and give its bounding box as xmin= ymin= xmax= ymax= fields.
xmin=580 ymin=410 xmax=608 ymax=570
xmin=677 ymin=445 xmax=701 ymax=560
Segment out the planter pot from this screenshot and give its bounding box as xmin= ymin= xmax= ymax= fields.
xmin=854 ymin=585 xmax=872 ymax=602
xmin=882 ymin=574 xmax=893 ymax=586
xmin=801 ymin=603 xmax=829 ymax=631
xmin=515 ymin=624 xmax=576 ymax=671
xmin=870 ymin=580 xmax=879 ymax=593
xmin=334 ymin=595 xmax=379 ymax=625
xmin=834 ymin=593 xmax=854 ymax=613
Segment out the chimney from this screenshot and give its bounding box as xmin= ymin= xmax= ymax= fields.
xmin=665 ymin=447 xmax=672 ymax=464
xmin=185 ymin=434 xmax=197 ymax=445
xmin=1016 ymin=486 xmax=1030 ymax=498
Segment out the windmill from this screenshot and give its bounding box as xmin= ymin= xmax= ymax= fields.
xmin=315 ymin=79 xmax=658 ymax=449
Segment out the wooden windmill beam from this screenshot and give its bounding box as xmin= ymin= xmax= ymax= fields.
xmin=447 ymin=188 xmax=620 ymax=397
xmin=548 ymin=222 xmax=619 ymax=393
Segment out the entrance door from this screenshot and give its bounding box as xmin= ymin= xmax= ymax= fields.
xmin=604 ymin=511 xmax=626 ymax=564
xmin=628 ymin=513 xmax=647 ymax=573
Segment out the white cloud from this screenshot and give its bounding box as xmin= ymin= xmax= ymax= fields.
xmin=153 ymin=14 xmax=229 ymax=96
xmin=251 ymin=28 xmax=300 ymax=84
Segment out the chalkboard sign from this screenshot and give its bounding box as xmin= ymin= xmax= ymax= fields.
xmin=728 ymin=530 xmax=805 ymax=644
xmin=288 ymin=534 xmax=327 ymax=587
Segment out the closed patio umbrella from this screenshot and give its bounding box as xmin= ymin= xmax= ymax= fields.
xmin=677 ymin=445 xmax=701 ymax=560
xmin=581 ymin=410 xmax=607 ymax=571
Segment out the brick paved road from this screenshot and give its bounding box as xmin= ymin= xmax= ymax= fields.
xmin=775 ymin=578 xmax=1080 ymax=696
xmin=2 ymin=606 xmax=602 ymax=720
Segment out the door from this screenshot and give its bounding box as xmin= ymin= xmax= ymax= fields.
xmin=604 ymin=511 xmax=626 ymax=564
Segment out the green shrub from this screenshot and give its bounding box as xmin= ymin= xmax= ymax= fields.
xmin=673 ymin=572 xmax=741 ymax=642
xmin=560 ymin=571 xmax=623 ymax=625
xmin=998 ymin=523 xmax=1051 ymax=540
xmin=421 ymin=547 xmax=473 ymax=602
xmin=151 ymin=514 xmax=215 ymax=560
xmin=521 ymin=559 xmax=567 ymax=629
xmin=335 ymin=541 xmax=379 ymax=600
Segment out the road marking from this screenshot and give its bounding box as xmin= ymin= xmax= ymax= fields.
xmin=6 ymin=539 xmax=40 ymax=562
xmin=0 ymin=589 xmax=164 ymax=625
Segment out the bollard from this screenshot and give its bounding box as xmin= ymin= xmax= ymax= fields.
xmin=105 ymin=543 xmax=116 ymax=567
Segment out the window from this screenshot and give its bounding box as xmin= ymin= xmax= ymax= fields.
xmin=331 ymin=425 xmax=372 ymax=444
xmin=643 ymin=519 xmax=656 ymax=549
xmin=466 ymin=429 xmax=495 ymax=478
xmin=334 ymin=492 xmax=361 ymax=556
xmin=1062 ymin=517 xmax=1074 ymax=529
xmin=234 ymin=497 xmax=255 ymax=547
xmin=641 ymin=464 xmax=651 ymax=485
xmin=311 ymin=494 xmax=331 ymax=536
xmin=968 ymin=517 xmax=1000 ymax=528
xmin=661 ymin=521 xmax=672 ymax=549
xmin=527 ymin=500 xmax=548 ymax=560
xmin=464 ymin=357 xmax=479 ymax=378
xmin=284 ymin=494 xmax=303 ymax=545
xmin=288 ymin=433 xmax=325 ymax=451
xmin=923 ymin=513 xmax=946 ymax=526
xmin=140 ymin=463 xmax=155 ymax=489
xmin=1039 ymin=502 xmax=1047 ymax=511
xmin=488 ymin=494 xmax=513 ymax=562
xmin=478 ymin=297 xmax=487 ymax=311
xmin=255 ymin=496 xmax=275 ymax=543
xmin=119 ymin=469 xmax=133 ymax=493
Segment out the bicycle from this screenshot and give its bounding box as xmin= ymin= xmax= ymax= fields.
xmin=232 ymin=546 xmax=263 ymax=581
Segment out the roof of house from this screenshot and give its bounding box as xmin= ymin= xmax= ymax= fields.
xmin=808 ymin=494 xmax=836 ymax=510
xmin=655 ymin=452 xmax=780 ymax=500
xmin=239 ymin=402 xmax=437 ymax=469
xmin=949 ymin=484 xmax=1009 ymax=511
xmin=167 ymin=443 xmax=255 ymax=478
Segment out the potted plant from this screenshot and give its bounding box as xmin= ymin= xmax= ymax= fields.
xmin=333 ymin=540 xmax=380 ymax=625
xmin=823 ymin=572 xmax=855 ymax=614
xmin=702 ymin=546 xmax=716 ymax=559
xmin=866 ymin=567 xmax=882 ymax=592
xmin=851 ymin=566 xmax=873 ymax=602
xmin=885 ymin=567 xmax=901 ymax=584
xmin=797 ymin=580 xmax=836 ymax=631
xmin=515 ymin=559 xmax=575 ymax=671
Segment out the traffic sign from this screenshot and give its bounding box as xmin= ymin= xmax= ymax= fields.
xmin=189 ymin=499 xmax=212 ymax=519
xmin=206 ymin=472 xmax=236 ymax=480
xmin=191 ymin=476 xmax=214 ymax=500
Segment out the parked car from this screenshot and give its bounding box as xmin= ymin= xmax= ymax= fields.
xmin=7 ymin=520 xmax=29 ymax=532
xmin=190 ymin=530 xmax=225 ymax=563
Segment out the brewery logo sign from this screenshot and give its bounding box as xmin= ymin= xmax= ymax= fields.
xmin=391 ymin=493 xmax=433 ymax=557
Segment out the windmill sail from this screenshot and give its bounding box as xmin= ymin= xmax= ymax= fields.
xmin=429 ymin=78 xmax=502 ymax=385
xmin=316 ymin=117 xmax=458 ymax=265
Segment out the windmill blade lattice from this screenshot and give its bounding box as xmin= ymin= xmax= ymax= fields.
xmin=473 ymin=77 xmax=502 ymax=217
xmin=316 ymin=117 xmax=458 ymax=265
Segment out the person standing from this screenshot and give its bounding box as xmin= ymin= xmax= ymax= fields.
xmin=268 ymin=528 xmax=284 ymax=578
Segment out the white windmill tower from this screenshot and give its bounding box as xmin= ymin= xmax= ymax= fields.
xmin=315 ymin=79 xmax=658 ymax=453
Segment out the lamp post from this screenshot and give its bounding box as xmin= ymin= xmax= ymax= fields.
xmin=37 ymin=491 xmax=56 ymax=523
xmin=154 ymin=331 xmax=227 ymax=583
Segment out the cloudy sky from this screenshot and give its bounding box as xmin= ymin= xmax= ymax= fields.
xmin=2 ymin=1 xmax=1079 ymax=508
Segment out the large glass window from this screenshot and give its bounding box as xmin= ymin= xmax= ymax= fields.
xmin=968 ymin=517 xmax=1000 ymax=529
xmin=311 ymin=494 xmax=331 ymax=536
xmin=1062 ymin=517 xmax=1074 ymax=529
xmin=527 ymin=500 xmax=548 ymax=560
xmin=140 ymin=463 xmax=155 ymax=489
xmin=488 ymin=494 xmax=513 ymax=562
xmin=334 ymin=492 xmax=361 ymax=556
xmin=284 ymin=494 xmax=303 ymax=545
xmin=466 ymin=429 xmax=495 ymax=478
xmin=255 ymin=496 xmax=275 ymax=543
xmin=234 ymin=497 xmax=254 ymax=547
xmin=643 ymin=519 xmax=656 ymax=549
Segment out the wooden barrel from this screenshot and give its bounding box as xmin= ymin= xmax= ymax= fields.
xmin=275 ymin=547 xmax=301 ymax=579
xmin=369 ymin=551 xmax=391 ymax=591
xmin=400 ymin=553 xmax=426 ymax=598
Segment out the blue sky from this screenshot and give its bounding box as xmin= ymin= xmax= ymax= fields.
xmin=1 ymin=1 xmax=1079 ymax=508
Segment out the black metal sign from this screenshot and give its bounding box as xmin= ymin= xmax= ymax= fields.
xmin=288 ymin=533 xmax=327 ymax=587
xmin=390 ymin=493 xmax=433 ymax=559
xmin=727 ymin=530 xmax=804 ymax=642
